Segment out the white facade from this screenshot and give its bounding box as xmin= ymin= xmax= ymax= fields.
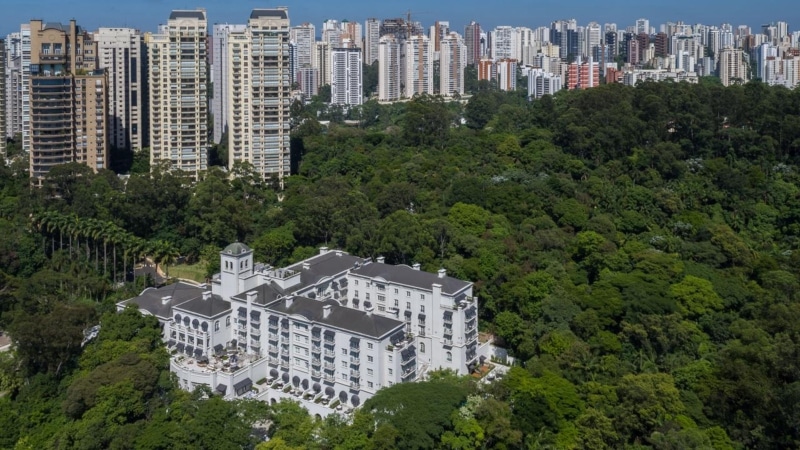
xmin=378 ymin=35 xmax=401 ymax=101
xmin=95 ymin=28 xmax=145 ymax=152
xmin=490 ymin=26 xmax=514 ymax=60
xmin=121 ymin=243 xmax=480 ymax=414
xmin=212 ymin=24 xmax=247 ymax=144
xmin=314 ymin=41 xmax=331 ymax=86
xmin=4 ymin=32 xmax=24 ymax=140
xmin=331 ymin=47 xmax=362 ymax=106
xmin=147 ymin=10 xmax=208 ymax=178
xmin=227 ymin=9 xmax=292 ymax=183
xmin=404 ymin=35 xmax=433 ymax=97
xmin=440 ymin=32 xmax=466 ymax=97
xmin=290 ymin=23 xmax=315 ymax=85
xmin=528 ymin=68 xmax=563 ymax=99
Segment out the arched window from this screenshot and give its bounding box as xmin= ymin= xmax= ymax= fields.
xmin=420 ymin=342 xmax=425 ymax=353
xmin=446 ymin=351 xmax=452 ymax=361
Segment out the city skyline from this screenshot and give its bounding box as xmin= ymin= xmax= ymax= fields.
xmin=1 ymin=0 xmax=796 ymax=37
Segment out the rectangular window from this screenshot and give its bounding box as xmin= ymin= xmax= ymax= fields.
xmin=406 ymin=291 xmax=411 ymax=297
xmin=389 ymin=369 xmax=393 ymax=375
xmin=342 ymin=348 xmax=347 ymax=355
xmin=367 ymin=343 xmax=373 ymax=350
xmin=406 ymin=302 xmax=411 ymax=309
xmin=388 ymin=355 xmax=393 ymax=362
xmin=367 ymin=355 xmax=374 ymax=362
xmin=420 ymin=294 xmax=425 ymax=300
xmin=394 ymin=288 xmax=399 ymax=294
xmin=367 ymin=368 xmax=374 ymax=376
xmin=421 ymin=306 xmax=425 ymax=313
xmin=341 ymin=361 xmax=347 ymax=367
xmin=368 ymin=381 xmax=374 ymax=388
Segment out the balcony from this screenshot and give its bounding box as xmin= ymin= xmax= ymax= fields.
xmin=280 ymin=360 xmax=290 ymax=368
xmin=324 ymin=350 xmax=335 ymax=358
xmin=311 ymin=358 xmax=321 ymax=367
xmin=250 ymin=328 xmax=261 ymax=336
xmin=350 ymin=357 xmax=360 ymax=365
xmin=324 ymin=337 xmax=335 ymax=345
xmin=349 ymin=346 xmax=360 ymax=355
xmin=280 ymin=347 xmax=289 ymax=356
xmin=443 ymin=317 xmax=453 ymax=326
xmin=350 ymin=369 xmax=360 ymax=378
xmin=402 ymin=368 xmax=416 ymax=380
xmin=324 ymin=374 xmax=335 ymax=382
xmin=443 ymin=338 xmax=453 ymax=346
xmin=350 ymin=382 xmax=360 ymax=390
xmin=311 ymin=370 xmax=321 ymax=378
xmin=323 ymin=362 xmax=335 ymax=370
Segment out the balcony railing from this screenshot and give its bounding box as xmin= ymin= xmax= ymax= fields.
xmin=350 ymin=382 xmax=360 ymax=390
xmin=350 ymin=357 xmax=360 ymax=365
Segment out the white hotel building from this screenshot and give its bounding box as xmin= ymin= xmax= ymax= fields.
xmin=119 ymin=243 xmax=481 ymax=414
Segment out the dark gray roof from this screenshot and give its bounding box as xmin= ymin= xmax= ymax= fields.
xmin=266 ymin=297 xmax=404 ymax=339
xmin=169 ymin=10 xmax=206 ymax=20
xmin=232 ymin=281 xmax=287 ymax=306
xmin=222 ymin=242 xmax=251 ymax=256
xmin=286 ymin=251 xmax=367 ymax=291
xmin=174 ymin=293 xmax=231 ymax=318
xmin=351 ymin=262 xmax=471 ymax=295
xmin=250 ymin=9 xmax=288 ymax=20
xmin=119 ymin=282 xmax=204 ymax=320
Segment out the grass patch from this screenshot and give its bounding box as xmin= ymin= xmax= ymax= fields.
xmin=168 ymin=263 xmax=207 ymax=283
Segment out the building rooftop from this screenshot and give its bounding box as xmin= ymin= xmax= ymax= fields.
xmin=222 ymin=242 xmax=252 ymax=256
xmin=169 ymin=10 xmax=206 ymax=21
xmin=174 ymin=293 xmax=231 ymax=318
xmin=285 ymin=251 xmax=367 ymax=291
xmin=351 ymin=262 xmax=471 ymax=295
xmin=266 ymin=297 xmax=404 ymax=339
xmin=250 ymin=9 xmax=288 ymax=20
xmin=119 ymin=282 xmax=205 ymax=320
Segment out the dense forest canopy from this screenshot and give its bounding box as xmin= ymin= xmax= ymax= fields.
xmin=2 ymin=80 xmax=800 ymax=448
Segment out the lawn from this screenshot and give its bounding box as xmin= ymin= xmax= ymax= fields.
xmin=167 ymin=263 xmax=208 ymax=283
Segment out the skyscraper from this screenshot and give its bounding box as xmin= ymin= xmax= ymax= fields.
xmin=440 ymin=32 xmax=465 ymax=97
xmin=95 ymin=28 xmax=145 ymax=154
xmin=364 ymin=18 xmax=380 ymax=65
xmin=464 ymin=21 xmax=481 ymax=66
xmin=28 ymin=19 xmax=109 ymax=180
xmin=315 ymin=41 xmax=331 ymax=86
xmin=331 ymin=47 xmax=363 ymax=105
xmin=212 ymin=24 xmax=247 ymax=144
xmin=0 ymin=39 xmax=5 ymax=157
xmin=496 ymin=59 xmax=517 ymax=91
xmin=227 ymin=9 xmax=291 ymax=183
xmin=404 ymin=35 xmax=433 ymax=97
xmin=635 ymin=18 xmax=650 ymax=35
xmin=378 ymin=35 xmax=400 ymax=101
xmin=290 ymin=23 xmax=315 ymax=78
xmin=148 ymin=10 xmax=208 ymax=178
xmin=719 ymin=47 xmax=748 ymax=86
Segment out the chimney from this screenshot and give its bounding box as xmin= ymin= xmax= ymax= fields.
xmin=323 ymin=304 xmax=332 ymax=319
xmin=335 ymin=250 xmax=343 ymax=257
xmin=202 ymin=291 xmax=212 ymax=300
xmin=302 ymin=262 xmax=310 ymax=270
xmin=438 ymin=268 xmax=446 ymax=279
xmin=319 ymin=246 xmax=329 ymax=255
xmin=285 ymin=295 xmax=294 ymax=308
xmin=161 ymin=295 xmax=172 ymax=305
xmin=376 ymin=256 xmax=385 ymax=264
xmin=246 ymin=291 xmax=257 ymax=304
xmin=412 ymin=263 xmax=421 ymax=271
xmin=365 ymin=303 xmax=374 ymax=316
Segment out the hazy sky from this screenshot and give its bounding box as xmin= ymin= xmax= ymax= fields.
xmin=1 ymin=0 xmax=796 ymax=36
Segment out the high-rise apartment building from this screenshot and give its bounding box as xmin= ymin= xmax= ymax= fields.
xmin=464 ymin=21 xmax=481 ymax=65
xmin=297 ymin=66 xmax=319 ymax=97
xmin=636 ymin=18 xmax=650 ymax=35
xmin=477 ymin=58 xmax=494 ymax=82
xmin=377 ymin=35 xmax=400 ymax=101
xmin=148 ymin=10 xmax=208 ymax=178
xmin=290 ymin=23 xmax=315 ymax=80
xmin=364 ymin=18 xmax=380 ymax=65
xmin=4 ymin=34 xmax=23 ymax=140
xmin=496 ymin=58 xmax=518 ymax=91
xmin=567 ymin=58 xmax=599 ymax=90
xmin=490 ymin=26 xmax=514 ymax=60
xmin=527 ymin=68 xmax=562 ymax=99
xmin=440 ymin=32 xmax=465 ymax=97
xmin=212 ymin=24 xmax=247 ymax=144
xmin=315 ymin=41 xmax=331 ymax=86
xmin=0 ymin=39 xmax=5 ymax=157
xmin=95 ymin=28 xmax=145 ymax=153
xmin=227 ymin=9 xmax=291 ymax=183
xmin=404 ymin=35 xmax=433 ymax=97
xmin=430 ymin=21 xmax=450 ymax=54
xmin=585 ymin=22 xmax=602 ymax=60
xmin=331 ymin=47 xmax=362 ymax=106
xmin=27 ymin=20 xmax=109 ymax=180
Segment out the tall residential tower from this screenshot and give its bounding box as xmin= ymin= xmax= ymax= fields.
xmin=148 ymin=10 xmax=209 ymax=178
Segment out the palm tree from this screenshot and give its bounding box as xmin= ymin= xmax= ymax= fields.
xmin=65 ymin=214 xmax=80 ymax=257
xmin=150 ymin=240 xmax=180 ymax=280
xmin=55 ymin=213 xmax=68 ymax=252
xmin=108 ymin=224 xmax=126 ymax=283
xmin=128 ymin=236 xmax=147 ymax=283
xmin=99 ymin=221 xmax=114 ymax=277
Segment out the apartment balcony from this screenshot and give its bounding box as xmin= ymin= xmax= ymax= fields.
xmin=350 ymin=382 xmax=361 ymax=390
xmin=311 ymin=358 xmax=321 ymax=367
xmin=250 ymin=316 xmax=261 ymax=326
xmin=324 ymin=337 xmax=335 ymax=345
xmin=280 ymin=360 xmax=289 ymax=368
xmin=350 ymin=357 xmax=360 ymax=365
xmin=402 ymin=368 xmax=416 ymax=380
xmin=323 ymin=362 xmax=335 ymax=370
xmin=268 ymin=333 xmax=278 ymax=342
xmin=324 ymin=374 xmax=335 ymax=382
xmin=250 ymin=328 xmax=261 ymax=337
xmin=280 ymin=347 xmax=289 ymax=356
xmin=443 ymin=317 xmax=453 ymax=326
xmin=349 ymin=346 xmax=360 ymax=355
xmin=323 ymin=350 xmax=335 ymax=358
xmin=311 ymin=370 xmax=322 ymax=378
xmin=311 ymin=347 xmax=321 ymax=355
xmin=349 ymin=369 xmax=360 ymax=378
xmin=443 ymin=328 xmax=453 ymax=337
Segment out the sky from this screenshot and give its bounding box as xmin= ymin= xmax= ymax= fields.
xmin=1 ymin=0 xmax=797 ymax=37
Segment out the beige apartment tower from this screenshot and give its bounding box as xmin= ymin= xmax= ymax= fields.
xmin=95 ymin=28 xmax=145 ymax=153
xmin=227 ymin=9 xmax=292 ymax=183
xmin=28 ymin=19 xmax=109 ymax=180
xmin=719 ymin=47 xmax=749 ymax=86
xmin=148 ymin=10 xmax=208 ymax=178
